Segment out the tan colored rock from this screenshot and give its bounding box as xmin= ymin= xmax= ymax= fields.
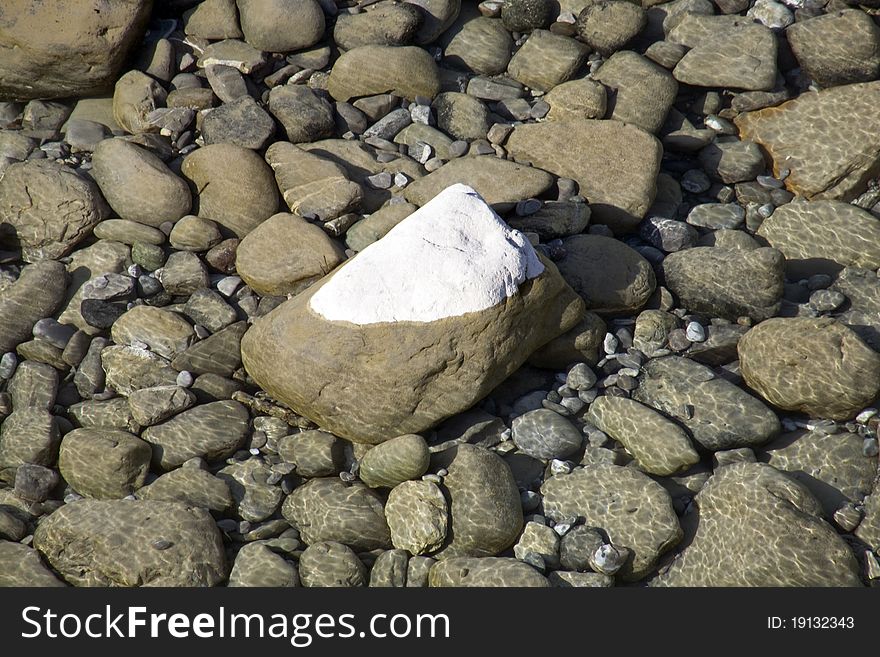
xmin=236 ymin=212 xmax=345 ymax=296
xmin=544 ymin=79 xmax=607 ymax=122
xmin=660 ymin=246 xmax=784 ymax=321
xmin=507 ymin=30 xmax=588 ymax=92
xmin=91 ymin=138 xmax=191 ymax=227
xmin=0 ymin=261 xmax=68 ymax=353
xmin=111 ymin=306 xmax=195 ymax=360
xmin=33 ymin=500 xmax=227 ymax=587
xmin=58 ymin=429 xmax=151 ymax=499
xmin=431 ymin=444 xmax=523 ymax=559
xmin=557 ymin=234 xmax=656 ymax=314
xmin=112 ymin=70 xmax=168 ymax=135
xmin=0 ymin=160 xmax=109 ymax=261
xmin=385 ymin=480 xmax=448 ymax=555
xmin=328 ymin=45 xmax=441 ymax=102
xmin=738 ymin=317 xmax=880 ymax=421
xmin=181 ymin=143 xmax=279 ymax=237
xmin=237 ymin=0 xmax=325 ymax=52
xmin=265 ymin=141 xmax=363 ymax=221
xmin=403 ymin=156 xmax=554 ymax=207
xmin=592 ymin=50 xmax=677 ymax=134
xmin=756 ymin=200 xmax=880 ymax=277
xmin=282 ymin=477 xmax=392 ymax=551
xmin=444 ymin=16 xmax=513 ymax=76
xmin=506 ymin=119 xmax=661 ymax=233
xmin=673 ymin=23 xmax=777 ymax=91
xmin=786 ymin=9 xmax=880 ymax=89
xmin=542 ymin=464 xmax=682 ymax=580
xmin=654 ymin=463 xmax=862 ymax=586
xmin=358 ymin=434 xmax=430 ymax=488
xmin=735 ymin=81 xmax=880 ymax=200
xmin=587 ymin=396 xmax=699 ymax=476
xmin=0 ymin=0 xmax=152 ymax=101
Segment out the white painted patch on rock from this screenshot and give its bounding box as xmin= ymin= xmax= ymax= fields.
xmin=309 ymin=183 xmax=545 ymax=324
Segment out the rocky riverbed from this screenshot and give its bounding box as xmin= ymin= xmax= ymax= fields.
xmin=1 ymin=0 xmax=879 ymax=588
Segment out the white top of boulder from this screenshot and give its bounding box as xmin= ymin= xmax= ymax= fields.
xmin=309 ymin=183 xmax=545 ymax=324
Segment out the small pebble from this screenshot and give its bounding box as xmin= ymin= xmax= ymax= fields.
xmin=0 ymin=352 xmax=18 ymax=379
xmin=176 ymin=370 xmax=194 ymax=387
xmin=603 ymin=332 xmax=619 ymax=355
xmin=549 ymin=460 xmax=572 ymax=476
xmin=685 ymin=321 xmax=706 ymax=342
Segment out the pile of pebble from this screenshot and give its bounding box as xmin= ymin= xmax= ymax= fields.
xmin=0 ymin=0 xmax=879 ymax=587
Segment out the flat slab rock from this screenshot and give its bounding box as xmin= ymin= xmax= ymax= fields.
xmin=33 ymin=499 xmax=227 ymax=587
xmin=760 ymin=429 xmax=878 ymax=518
xmin=735 ymin=81 xmax=880 ymax=201
xmin=429 ymin=557 xmax=549 ymax=587
xmin=242 ymin=184 xmax=584 ymax=443
xmin=541 ymin=464 xmax=682 ymax=581
xmin=654 ymin=463 xmax=862 ymax=586
xmin=659 ymin=246 xmax=784 ymax=322
xmin=756 ymin=200 xmax=880 ymax=277
xmin=506 ymin=119 xmax=662 ymax=233
xmin=633 ymin=355 xmax=780 ymax=451
xmin=403 ymin=156 xmax=554 ymax=208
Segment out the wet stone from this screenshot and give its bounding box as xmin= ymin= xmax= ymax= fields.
xmin=511 ymin=409 xmax=583 ymax=460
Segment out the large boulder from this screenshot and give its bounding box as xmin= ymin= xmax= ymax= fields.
xmin=0 ymin=0 xmax=153 ymax=101
xmin=242 ymin=184 xmax=584 ymax=443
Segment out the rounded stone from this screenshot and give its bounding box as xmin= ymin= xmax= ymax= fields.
xmin=180 ymin=144 xmax=279 ymax=238
xmin=91 ymin=138 xmax=192 ymax=227
xmin=431 ymin=444 xmax=523 ymax=558
xmin=385 ymin=480 xmax=449 ymax=555
xmin=282 ymin=477 xmax=392 ymax=551
xmin=235 ymin=212 xmax=345 ymax=297
xmin=358 ymin=434 xmax=431 ymax=489
xmin=58 ymin=428 xmax=152 ymax=499
xmin=237 ymin=0 xmax=325 ymax=53
xmin=739 ymin=317 xmax=880 ymax=421
xmin=576 ymin=0 xmax=646 ymax=55
xmin=32 ymin=499 xmax=227 ymax=587
xmin=557 ymin=234 xmax=656 ymax=314
xmin=277 ymin=430 xmax=345 ymax=478
xmin=298 ymin=541 xmax=367 ymax=587
xmin=169 ymin=215 xmax=223 ymax=252
xmin=228 ymin=543 xmax=300 ymax=587
xmin=0 ymin=160 xmax=109 ymax=261
xmin=512 ymin=409 xmax=583 ymax=460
